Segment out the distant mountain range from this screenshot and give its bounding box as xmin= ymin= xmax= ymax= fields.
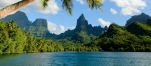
xmin=1 ymin=11 xmax=151 ymax=51
xmin=125 ymin=13 xmax=151 ymax=26
xmin=0 ymin=11 xmax=107 ymax=43
xmin=0 ymin=11 xmax=50 ymax=38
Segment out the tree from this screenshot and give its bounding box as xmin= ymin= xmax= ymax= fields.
xmin=0 ymin=0 xmax=34 ymax=18
xmin=0 ymin=0 xmax=103 ymax=18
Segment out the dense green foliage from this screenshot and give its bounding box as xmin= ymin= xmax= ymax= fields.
xmin=0 ymin=12 xmax=107 ymax=44
xmin=86 ymin=22 xmax=151 ymax=52
xmin=58 ymin=39 xmax=101 ymax=51
xmin=0 ymin=21 xmax=63 ymax=54
xmin=0 ymin=21 xmax=100 ymax=54
xmin=0 ymin=11 xmax=52 ymax=38
xmin=4 ymin=12 xmax=151 ymax=53
xmin=49 ymin=14 xmax=107 ymax=44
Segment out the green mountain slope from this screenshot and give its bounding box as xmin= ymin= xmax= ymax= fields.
xmin=24 ymin=18 xmax=50 ymax=38
xmin=0 ymin=11 xmax=54 ymax=38
xmin=0 ymin=21 xmax=66 ymax=54
xmin=53 ymin=14 xmax=107 ymax=44
xmin=0 ymin=11 xmax=108 ymax=44
xmin=86 ymin=22 xmax=151 ymax=52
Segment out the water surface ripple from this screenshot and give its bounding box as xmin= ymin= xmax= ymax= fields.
xmin=0 ymin=52 xmax=151 ymax=66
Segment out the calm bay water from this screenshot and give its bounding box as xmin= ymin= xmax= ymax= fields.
xmin=0 ymin=52 xmax=151 ymax=66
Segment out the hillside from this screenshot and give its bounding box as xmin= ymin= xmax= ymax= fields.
xmin=0 ymin=11 xmax=55 ymax=38
xmin=86 ymin=22 xmax=151 ymax=52
xmin=0 ymin=11 xmax=107 ymax=43
xmin=0 ymin=21 xmax=69 ymax=54
xmin=52 ymin=14 xmax=107 ymax=44
xmin=23 ymin=18 xmax=51 ymax=38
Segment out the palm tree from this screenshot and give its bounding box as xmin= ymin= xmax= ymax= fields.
xmin=0 ymin=0 xmax=103 ymax=18
xmin=0 ymin=0 xmax=34 ymax=18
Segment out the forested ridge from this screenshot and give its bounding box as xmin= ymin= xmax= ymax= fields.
xmin=2 ymin=20 xmax=151 ymax=55
xmin=0 ymin=21 xmax=100 ymax=54
xmin=1 ymin=14 xmax=151 ymax=54
xmin=0 ymin=12 xmax=107 ymax=44
xmin=86 ymin=21 xmax=151 ymax=52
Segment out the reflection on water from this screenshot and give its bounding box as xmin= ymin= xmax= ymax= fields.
xmin=0 ymin=52 xmax=151 ymax=66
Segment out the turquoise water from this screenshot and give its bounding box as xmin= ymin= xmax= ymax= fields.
xmin=0 ymin=52 xmax=151 ymax=66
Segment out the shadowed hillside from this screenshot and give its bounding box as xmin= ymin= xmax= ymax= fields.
xmin=86 ymin=22 xmax=151 ymax=52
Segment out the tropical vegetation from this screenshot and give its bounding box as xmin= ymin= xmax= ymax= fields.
xmin=0 ymin=21 xmax=100 ymax=54
xmin=86 ymin=21 xmax=151 ymax=52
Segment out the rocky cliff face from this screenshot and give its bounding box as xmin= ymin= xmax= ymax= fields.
xmin=32 ymin=18 xmax=47 ymax=27
xmin=0 ymin=11 xmax=51 ymax=38
xmin=126 ymin=13 xmax=151 ymax=26
xmin=76 ymin=14 xmax=88 ymax=28
xmin=0 ymin=11 xmax=108 ymax=41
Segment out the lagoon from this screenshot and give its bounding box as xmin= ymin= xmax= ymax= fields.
xmin=0 ymin=52 xmax=151 ymax=66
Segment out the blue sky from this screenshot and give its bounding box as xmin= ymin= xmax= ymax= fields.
xmin=0 ymin=0 xmax=151 ymax=34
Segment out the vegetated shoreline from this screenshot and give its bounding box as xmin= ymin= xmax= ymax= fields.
xmin=1 ymin=20 xmax=151 ymax=55
xmin=2 ymin=50 xmax=151 ymax=55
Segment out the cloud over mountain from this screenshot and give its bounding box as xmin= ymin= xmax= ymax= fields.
xmin=98 ymin=18 xmax=111 ymax=27
xmin=47 ymin=21 xmax=75 ymax=35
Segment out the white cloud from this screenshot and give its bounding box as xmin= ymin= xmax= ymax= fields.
xmin=47 ymin=21 xmax=57 ymax=31
xmin=19 ymin=7 xmax=29 ymax=13
xmin=98 ymin=18 xmax=111 ymax=27
xmin=111 ymin=0 xmax=147 ymax=16
xmin=47 ymin=21 xmax=75 ymax=35
xmin=76 ymin=0 xmax=85 ymax=5
xmin=110 ymin=8 xmax=117 ymax=14
xmin=60 ymin=25 xmax=65 ymax=33
xmin=0 ymin=0 xmax=60 ymax=15
xmin=47 ymin=21 xmax=64 ymax=35
xmin=67 ymin=26 xmax=75 ymax=30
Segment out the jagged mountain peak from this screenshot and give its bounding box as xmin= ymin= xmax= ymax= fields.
xmin=15 ymin=11 xmax=24 ymax=14
xmin=76 ymin=14 xmax=88 ymax=29
xmin=141 ymin=12 xmax=146 ymax=15
xmin=55 ymin=14 xmax=107 ymax=43
xmin=79 ymin=14 xmax=85 ymax=19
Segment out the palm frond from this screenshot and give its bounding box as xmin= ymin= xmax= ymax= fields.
xmin=39 ymin=0 xmax=102 ymax=15
xmin=61 ymin=0 xmax=73 ymax=15
xmin=40 ymin=0 xmax=49 ymax=10
xmin=86 ymin=0 xmax=103 ymax=11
